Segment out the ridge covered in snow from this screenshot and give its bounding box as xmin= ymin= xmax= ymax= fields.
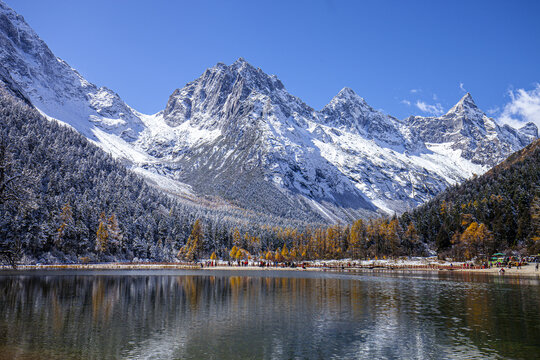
xmin=0 ymin=1 xmax=537 ymax=223
xmin=0 ymin=1 xmax=144 ymax=142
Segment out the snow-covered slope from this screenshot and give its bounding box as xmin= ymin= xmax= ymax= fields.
xmin=406 ymin=93 xmax=537 ymax=167
xmin=133 ymin=60 xmax=536 ymax=219
xmin=0 ymin=1 xmax=143 ymax=141
xmin=136 ymin=59 xmax=377 ymax=222
xmin=0 ymin=1 xmax=537 ymax=223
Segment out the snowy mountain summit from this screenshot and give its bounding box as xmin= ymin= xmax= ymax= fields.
xmin=0 ymin=1 xmax=537 ymax=223
xmin=0 ymin=2 xmax=143 ymax=141
xmin=406 ymin=93 xmax=536 ymax=166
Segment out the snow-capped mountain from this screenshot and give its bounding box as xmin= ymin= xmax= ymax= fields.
xmin=0 ymin=2 xmax=143 ymax=142
xmin=0 ymin=1 xmax=537 ymax=223
xmin=318 ymin=87 xmax=419 ymax=151
xmin=406 ymin=93 xmax=536 ymax=166
xmin=137 ymin=59 xmax=377 ymax=222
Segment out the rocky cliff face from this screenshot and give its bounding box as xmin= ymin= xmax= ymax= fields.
xmin=0 ymin=1 xmax=537 ymax=222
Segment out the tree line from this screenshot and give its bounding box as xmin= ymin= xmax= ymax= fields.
xmin=1 ymin=85 xmax=538 ymax=265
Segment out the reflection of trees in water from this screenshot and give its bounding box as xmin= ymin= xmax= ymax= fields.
xmin=0 ymin=274 xmax=538 ymax=359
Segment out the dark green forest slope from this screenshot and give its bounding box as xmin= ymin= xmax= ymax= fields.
xmin=403 ymin=138 xmax=539 ymax=259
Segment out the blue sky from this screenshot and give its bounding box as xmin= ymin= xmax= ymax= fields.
xmin=7 ymin=0 xmax=540 ymax=126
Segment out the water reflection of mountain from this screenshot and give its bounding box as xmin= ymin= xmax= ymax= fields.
xmin=0 ymin=272 xmax=538 ymax=359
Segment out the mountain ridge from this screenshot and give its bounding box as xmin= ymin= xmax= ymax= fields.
xmin=0 ymin=0 xmax=537 ymax=223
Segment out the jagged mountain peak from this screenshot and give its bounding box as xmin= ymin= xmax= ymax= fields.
xmin=458 ymin=92 xmax=475 ymax=105
xmin=518 ymin=122 xmax=539 ymax=138
xmin=329 ymin=87 xmax=369 ymax=107
xmin=162 ymin=59 xmax=312 ymax=128
xmin=445 ymin=92 xmax=485 ymax=120
xmin=318 ymin=87 xmax=409 ymax=148
xmin=322 ymin=87 xmax=373 ymax=116
xmin=230 ymin=57 xmax=251 ymax=69
xmin=205 ymin=58 xmax=285 ymax=93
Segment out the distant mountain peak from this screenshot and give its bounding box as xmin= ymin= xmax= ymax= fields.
xmin=519 ymin=122 xmax=539 ymax=138
xmin=332 ymin=87 xmax=367 ymax=104
xmin=460 ymin=92 xmax=475 ymax=104
xmin=446 ymin=92 xmax=483 ymax=118
xmin=337 ymin=87 xmax=356 ymax=97
xmin=232 ymin=57 xmax=248 ymax=65
xmin=230 ymin=57 xmax=256 ymax=71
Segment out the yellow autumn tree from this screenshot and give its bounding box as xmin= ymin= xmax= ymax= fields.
xmin=348 ymin=219 xmax=364 ymax=259
xmin=178 ymin=219 xmax=204 ymax=262
xmin=274 ymin=248 xmax=283 ymax=262
xmin=95 ymin=212 xmax=109 ymax=254
xmin=460 ymin=222 xmax=479 ymax=260
xmin=230 ymin=246 xmax=238 ymax=260
xmin=281 ymin=243 xmax=290 ymax=260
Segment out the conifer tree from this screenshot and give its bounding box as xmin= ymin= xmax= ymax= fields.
xmin=107 ymin=214 xmax=122 ymax=253
xmin=56 ymin=202 xmax=74 ymax=250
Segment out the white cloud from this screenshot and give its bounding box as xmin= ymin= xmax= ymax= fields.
xmin=401 ymin=99 xmax=411 ymax=106
xmin=432 ymin=93 xmax=438 ymax=101
xmin=415 ymin=100 xmax=444 ymax=116
xmin=459 ymin=82 xmax=467 ymax=93
xmin=498 ymin=84 xmax=540 ymax=129
xmin=487 ymin=107 xmax=500 ymax=115
xmin=410 ymin=89 xmax=420 ymax=94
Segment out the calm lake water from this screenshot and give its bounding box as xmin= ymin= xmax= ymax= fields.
xmin=0 ymin=270 xmax=539 ymax=360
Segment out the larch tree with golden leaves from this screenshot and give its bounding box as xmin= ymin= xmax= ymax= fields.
xmin=281 ymin=243 xmax=290 ymax=260
xmin=229 ymin=246 xmax=238 ymax=260
xmin=460 ymin=222 xmax=479 ymax=260
xmin=95 ymin=212 xmax=109 ymax=255
xmin=178 ymin=219 xmax=205 ymax=262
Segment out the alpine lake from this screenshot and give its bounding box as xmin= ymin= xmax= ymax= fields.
xmin=0 ymin=269 xmax=539 ymax=359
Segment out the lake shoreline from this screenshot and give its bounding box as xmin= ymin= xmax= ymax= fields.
xmin=2 ymin=262 xmax=539 ymax=278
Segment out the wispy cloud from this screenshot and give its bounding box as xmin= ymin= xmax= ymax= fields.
xmin=410 ymin=89 xmax=420 ymax=94
xmin=459 ymin=82 xmax=467 ymax=93
xmin=415 ymin=100 xmax=444 ymax=116
xmin=401 ymin=99 xmax=411 ymax=106
xmin=498 ymin=84 xmax=540 ymax=129
xmin=487 ymin=107 xmax=500 ymax=115
xmin=432 ymin=93 xmax=438 ymax=101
